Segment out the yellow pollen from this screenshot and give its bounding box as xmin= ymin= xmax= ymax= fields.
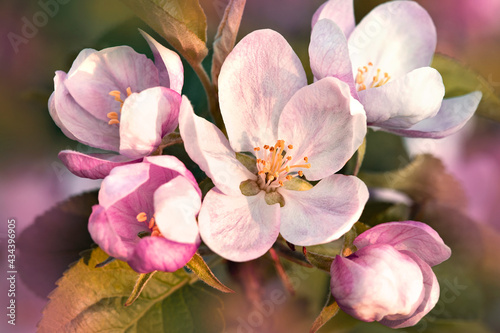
xmin=136 ymin=212 xmax=148 ymax=222
xmin=355 ymin=63 xmax=391 ymax=92
xmin=107 ymin=112 xmax=119 ymax=119
xmin=253 ymin=139 xmax=312 ymax=188
xmin=108 ymin=119 xmax=120 ymax=125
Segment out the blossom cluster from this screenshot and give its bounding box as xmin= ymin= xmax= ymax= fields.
xmin=47 ymin=0 xmax=480 ymax=329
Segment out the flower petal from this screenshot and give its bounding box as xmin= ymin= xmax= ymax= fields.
xmin=331 ymin=245 xmax=424 ymax=323
xmin=381 ymin=251 xmax=440 ymax=328
xmin=198 ymin=189 xmax=280 ymax=262
xmin=279 ymin=174 xmax=369 ymax=246
xmin=359 ymin=67 xmax=445 ymax=129
xmin=52 ymin=71 xmax=121 ymax=151
xmin=88 ymin=205 xmax=138 ymax=261
xmin=65 ymin=46 xmax=159 ymax=121
xmin=348 ymin=1 xmax=436 ymax=79
xmin=218 ymin=29 xmax=307 ymax=152
xmin=179 ymin=96 xmax=255 ymax=196
xmin=119 ymin=87 xmax=181 ymax=159
xmin=140 ymin=29 xmax=184 ymax=94
xmin=154 ymin=176 xmax=201 ymax=245
xmin=58 ymin=150 xmax=141 ymax=180
xmin=309 ymin=19 xmax=357 ymax=97
xmin=128 ymin=237 xmax=198 ymax=273
xmin=354 ymin=221 xmax=451 ymax=266
xmin=279 ymin=77 xmax=366 ymax=180
xmin=385 ymin=92 xmax=482 ymax=138
xmin=98 ymin=162 xmax=151 ymax=209
xmin=312 ymin=0 xmax=356 ymax=38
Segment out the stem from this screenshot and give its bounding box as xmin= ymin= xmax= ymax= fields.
xmin=190 ymin=61 xmax=225 ymax=131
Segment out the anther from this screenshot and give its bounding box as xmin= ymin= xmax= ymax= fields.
xmin=298 ymin=171 xmax=304 ymax=177
xmin=108 ymin=119 xmax=120 ymax=125
xmin=288 ymin=144 xmax=293 ymax=149
xmin=136 ymin=212 xmax=147 ymax=222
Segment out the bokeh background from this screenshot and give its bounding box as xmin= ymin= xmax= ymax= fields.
xmin=1 ymin=0 xmax=500 ymax=332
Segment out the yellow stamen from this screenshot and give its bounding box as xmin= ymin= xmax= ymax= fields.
xmin=288 ymin=144 xmax=293 ymax=149
xmin=136 ymin=212 xmax=147 ymax=222
xmin=298 ymin=171 xmax=304 ymax=177
xmin=107 ymin=112 xmax=119 ymax=119
xmin=108 ymin=119 xmax=120 ymax=125
xmin=126 ymin=87 xmax=132 ymax=96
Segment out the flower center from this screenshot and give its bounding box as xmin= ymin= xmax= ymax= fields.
xmin=107 ymin=87 xmax=132 ymax=125
xmin=355 ymin=62 xmax=391 ymax=91
xmin=253 ymin=139 xmax=311 ymax=190
xmin=136 ymin=212 xmax=162 ymax=237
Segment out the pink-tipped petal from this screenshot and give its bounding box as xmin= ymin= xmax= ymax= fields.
xmin=354 ymin=221 xmax=452 ymax=266
xmin=348 ymin=1 xmax=437 ymax=80
xmin=309 ymin=19 xmax=357 ymax=97
xmin=98 ymin=163 xmax=151 ymax=209
xmin=140 ymin=29 xmax=184 ymax=93
xmin=360 ymin=67 xmax=445 ymax=129
xmin=52 ymin=71 xmax=121 ymax=152
xmin=279 ymin=77 xmax=366 ymax=180
xmin=58 ymin=150 xmax=141 ymax=180
xmin=128 ymin=237 xmax=198 ymax=273
xmin=198 ymin=189 xmax=280 ymax=262
xmin=381 ymin=251 xmax=440 ymax=328
xmin=154 ymin=176 xmax=201 ymax=245
xmin=312 ymin=0 xmax=355 ymax=38
xmin=119 ymin=87 xmax=181 ymax=159
xmin=386 ymin=91 xmax=482 ymax=138
xmin=218 ymin=29 xmax=307 ymax=152
xmin=179 ymin=96 xmax=255 ymax=196
xmin=279 ymin=174 xmax=368 ymax=246
xmin=331 ymin=245 xmax=424 ymax=322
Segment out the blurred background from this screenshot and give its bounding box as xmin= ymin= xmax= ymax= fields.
xmin=1 ymin=0 xmax=499 ymax=332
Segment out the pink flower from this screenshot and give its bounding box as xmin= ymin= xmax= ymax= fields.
xmin=179 ymin=29 xmax=369 ymax=262
xmin=310 ymin=0 xmax=482 ymax=138
xmin=50 ymin=31 xmax=184 ymax=179
xmin=88 ymin=156 xmax=201 ymax=273
xmin=331 ymin=221 xmax=451 ymax=328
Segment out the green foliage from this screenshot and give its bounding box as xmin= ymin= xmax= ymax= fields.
xmin=119 ymin=0 xmax=208 ymax=64
xmin=38 ymin=247 xmax=224 ymax=333
xmin=432 ymin=54 xmax=500 ymax=122
xmin=309 ymin=294 xmax=340 ymax=333
xmin=187 ymin=253 xmax=234 ymax=293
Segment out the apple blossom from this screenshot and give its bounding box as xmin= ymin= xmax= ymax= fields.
xmin=330 ymin=221 xmax=451 ymax=328
xmin=50 ymin=31 xmax=184 ymax=179
xmin=310 ymin=0 xmax=482 ymax=138
xmin=88 ymin=156 xmax=201 ymax=273
xmin=179 ymin=29 xmax=369 ymax=262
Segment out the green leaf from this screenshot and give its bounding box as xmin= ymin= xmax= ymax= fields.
xmin=304 ymin=249 xmax=334 ymax=273
xmin=124 ymin=271 xmax=157 ymax=306
xmin=359 ymin=154 xmax=466 ymax=210
xmin=432 ymin=54 xmax=500 ymax=122
xmin=119 ymin=0 xmax=208 ymax=64
xmin=211 ymin=0 xmax=246 ymax=86
xmin=186 ymin=253 xmax=234 ymax=293
xmin=309 ymin=293 xmax=340 ymax=333
xmin=38 ymin=247 xmax=224 ymax=333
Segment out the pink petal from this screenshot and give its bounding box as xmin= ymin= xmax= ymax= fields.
xmin=128 ymin=237 xmax=198 ymax=273
xmin=278 ymin=77 xmax=366 ymax=180
xmin=359 ymin=67 xmax=444 ymax=128
xmin=381 ymin=250 xmax=440 ymax=328
xmin=98 ymin=162 xmax=151 ymax=209
xmin=312 ymin=0 xmax=356 ymax=38
xmin=65 ymin=46 xmax=159 ymax=122
xmin=354 ymin=221 xmax=452 ymax=267
xmin=154 ymin=176 xmax=201 ymax=245
xmin=119 ymin=87 xmax=181 ymax=159
xmin=67 ymin=48 xmax=97 ymax=76
xmin=140 ymin=29 xmax=184 ymax=94
xmin=144 ymin=155 xmax=201 ymax=196
xmin=52 ymin=71 xmax=121 ymax=151
xmin=348 ymin=1 xmax=436 ymax=80
xmin=279 ymin=174 xmax=368 ymax=246
xmin=309 ymin=19 xmax=357 ymax=97
xmin=58 ymin=150 xmax=141 ymax=179
xmin=218 ymin=29 xmax=307 ymax=152
xmin=88 ymin=205 xmax=139 ymax=261
xmin=198 ymin=189 xmax=280 ymax=262
xmin=386 ymin=92 xmax=482 ymax=138
xmin=331 ymin=245 xmax=424 ymax=322
xmin=179 ymin=96 xmax=255 ymax=196
xmin=48 ymin=82 xmax=77 ymax=141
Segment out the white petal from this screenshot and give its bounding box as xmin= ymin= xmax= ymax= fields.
xmin=279 ymin=174 xmax=368 ymax=246
xmin=312 ymin=0 xmax=356 ymax=38
xmin=179 ymin=96 xmax=255 ymax=196
xmin=198 ymin=189 xmax=280 ymax=262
